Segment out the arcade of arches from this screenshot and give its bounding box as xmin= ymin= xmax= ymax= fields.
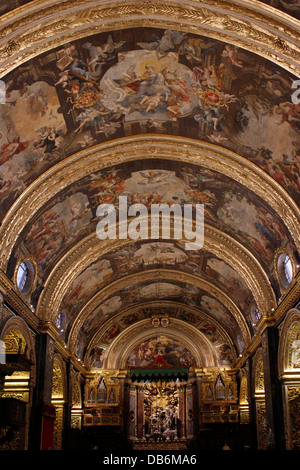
xmin=0 ymin=0 xmax=300 ymax=452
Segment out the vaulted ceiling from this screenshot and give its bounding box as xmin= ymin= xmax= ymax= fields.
xmin=0 ymin=0 xmax=299 ymax=372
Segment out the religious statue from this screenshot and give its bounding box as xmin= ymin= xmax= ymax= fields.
xmin=146 ymin=405 xmax=178 ymax=441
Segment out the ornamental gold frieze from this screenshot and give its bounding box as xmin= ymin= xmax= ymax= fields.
xmin=0 ymin=136 xmax=298 ymax=271
xmin=39 ymin=217 xmax=274 ymax=328
xmin=67 ymin=268 xmax=250 ymax=353
xmin=0 ymin=0 xmax=299 ymax=77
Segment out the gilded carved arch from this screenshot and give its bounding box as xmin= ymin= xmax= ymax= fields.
xmin=100 ymin=318 xmax=219 ymax=369
xmin=1 ymin=137 xmax=299 ymax=275
xmin=67 ymin=268 xmax=251 ymax=354
xmin=85 ymin=299 xmax=236 ymax=364
xmin=278 ymin=308 xmax=300 ymax=376
xmin=39 ymin=220 xmax=276 ymax=326
xmin=0 ymin=0 xmax=299 ymax=78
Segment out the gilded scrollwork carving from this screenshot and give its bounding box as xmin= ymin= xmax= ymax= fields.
xmin=0 ymin=0 xmax=299 ymax=77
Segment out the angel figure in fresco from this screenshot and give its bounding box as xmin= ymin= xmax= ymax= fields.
xmin=83 ymin=35 xmax=125 ymax=70
xmin=274 ymin=100 xmax=300 ymax=129
xmin=137 ymin=30 xmax=186 ymax=59
xmin=221 ymin=45 xmax=243 ymax=68
xmin=162 ymin=67 xmax=192 ymax=103
xmin=141 ymin=92 xmax=164 ymax=112
xmin=55 ymin=70 xmax=71 ymax=89
xmin=0 ymin=125 xmax=29 ymax=166
xmin=146 ymin=118 xmax=166 ymax=132
xmin=137 ymin=170 xmax=170 ymax=185
xmin=34 ymin=124 xmax=65 ymax=154
xmin=192 ymin=64 xmax=225 ymax=91
xmin=279 ymin=0 xmax=300 ymax=13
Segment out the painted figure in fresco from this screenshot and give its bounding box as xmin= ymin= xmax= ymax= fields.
xmin=83 ymin=35 xmax=125 ymax=77
xmin=137 ymin=30 xmax=186 ymax=58
xmin=34 ymin=126 xmax=63 ymax=154
xmin=274 ymin=100 xmax=300 ymax=129
xmin=90 ymin=346 xmax=105 ymax=369
xmin=221 ymin=45 xmax=243 ymax=68
xmin=0 ymin=125 xmax=29 ymax=166
xmin=291 ymin=339 xmax=300 ymax=368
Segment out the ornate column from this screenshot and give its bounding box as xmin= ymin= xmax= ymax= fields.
xmin=178 ymin=382 xmax=187 ymax=440
xmin=63 ymin=361 xmax=73 ymax=450
xmin=245 ymin=359 xmax=258 ymax=449
xmin=134 ymin=385 xmax=138 ymax=440
xmin=261 ymin=326 xmax=285 ymax=450
xmin=28 ymin=333 xmax=55 ymax=450
xmin=0 ymin=291 xmax=5 ymax=383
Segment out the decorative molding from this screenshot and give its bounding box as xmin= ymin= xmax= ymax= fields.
xmin=102 ymin=317 xmax=219 ymax=369
xmin=0 ymin=1 xmax=299 ymax=77
xmin=85 ymin=299 xmax=236 ymax=363
xmin=67 ymin=268 xmax=251 ymax=355
xmin=0 ymin=270 xmax=39 ymax=331
xmin=38 ymin=221 xmax=275 ymax=329
xmin=0 ymin=137 xmax=298 ymax=276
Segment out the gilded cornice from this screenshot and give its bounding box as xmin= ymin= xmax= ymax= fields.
xmin=67 ymin=268 xmax=251 ymax=353
xmin=0 ymin=136 xmax=299 ymax=272
xmin=0 ymin=269 xmax=39 ymax=331
xmin=0 ymin=0 xmax=299 ymax=77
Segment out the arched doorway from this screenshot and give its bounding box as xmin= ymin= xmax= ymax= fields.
xmin=278 ymin=308 xmax=300 ymax=450
xmin=0 ymin=315 xmax=35 ymax=450
xmin=51 ymin=355 xmax=67 ymax=450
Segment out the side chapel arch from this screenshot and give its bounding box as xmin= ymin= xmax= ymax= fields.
xmin=278 ymin=308 xmax=300 ymax=449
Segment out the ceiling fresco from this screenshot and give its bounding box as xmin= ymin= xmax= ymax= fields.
xmin=76 ymin=278 xmax=244 ymax=346
xmin=0 ymin=20 xmax=299 ymax=370
xmin=0 ymin=27 xmax=299 ymax=219
xmin=86 ymin=302 xmax=237 ymax=369
xmin=259 ymin=0 xmax=300 ymax=19
xmin=59 ymin=241 xmax=254 ymax=320
xmin=9 ymin=159 xmax=297 ymax=302
xmin=126 ymin=336 xmax=196 ymax=368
